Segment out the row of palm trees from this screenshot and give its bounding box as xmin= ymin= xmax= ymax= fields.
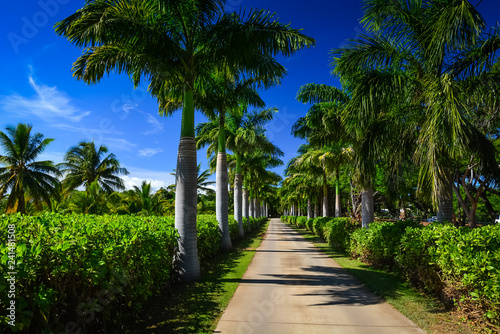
xmin=282 ymin=0 xmax=500 ymax=229
xmin=0 ymin=122 xmax=280 ymax=218
xmin=54 ymin=0 xmax=315 ymax=281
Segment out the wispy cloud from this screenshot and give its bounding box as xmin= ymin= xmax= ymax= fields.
xmin=105 ymin=138 xmax=137 ymax=151
xmin=142 ymin=112 xmax=164 ymax=135
xmin=0 ymin=76 xmax=90 ymax=122
xmin=138 ymin=148 xmax=163 ymax=158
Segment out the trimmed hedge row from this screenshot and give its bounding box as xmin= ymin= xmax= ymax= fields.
xmin=0 ymin=213 xmax=267 ymax=333
xmin=280 ymin=215 xmax=500 ymax=328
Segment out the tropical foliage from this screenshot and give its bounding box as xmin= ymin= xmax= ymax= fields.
xmin=0 ymin=124 xmax=61 ymax=214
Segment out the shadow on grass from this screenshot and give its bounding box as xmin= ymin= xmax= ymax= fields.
xmin=117 ymin=223 xmax=269 ymax=334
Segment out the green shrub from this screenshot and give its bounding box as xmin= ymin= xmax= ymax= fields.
xmin=323 ymin=217 xmax=358 ymax=252
xmin=397 ymin=223 xmax=500 ymax=326
xmin=350 ymin=220 xmax=421 ymax=268
xmin=296 ymin=216 xmax=307 ymax=228
xmin=197 ymin=215 xmax=222 ymax=259
xmin=312 ymin=217 xmax=330 ymax=239
xmin=0 ymin=213 xmax=178 ymax=332
xmin=306 ymin=218 xmax=314 ymax=231
xmin=228 ymin=217 xmax=240 ymax=241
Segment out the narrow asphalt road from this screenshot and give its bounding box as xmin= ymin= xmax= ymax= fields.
xmin=214 ymin=218 xmax=425 ymax=334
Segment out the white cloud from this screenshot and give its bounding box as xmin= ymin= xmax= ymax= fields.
xmin=0 ymin=76 xmax=90 ymax=122
xmin=104 ymin=138 xmax=137 ymax=151
xmin=121 ymin=167 xmax=176 ymax=191
xmin=142 ymin=113 xmax=164 ymax=135
xmin=138 ymin=148 xmax=163 ymax=158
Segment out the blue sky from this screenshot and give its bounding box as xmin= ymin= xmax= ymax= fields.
xmin=2 ymin=0 xmax=499 ymax=190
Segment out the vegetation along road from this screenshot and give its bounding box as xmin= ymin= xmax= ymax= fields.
xmin=215 ymin=219 xmax=424 ymax=334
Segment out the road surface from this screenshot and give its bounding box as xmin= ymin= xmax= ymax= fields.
xmin=214 ymin=218 xmax=425 ymax=334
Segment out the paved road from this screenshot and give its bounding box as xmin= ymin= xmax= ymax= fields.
xmin=214 ymin=219 xmax=425 ymax=334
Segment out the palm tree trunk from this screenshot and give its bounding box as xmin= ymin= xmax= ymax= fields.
xmin=249 ymin=196 xmax=255 ymax=218
xmin=307 ymin=199 xmax=312 ymax=219
xmin=361 ymin=182 xmax=374 ymax=229
xmin=323 ymin=174 xmax=329 ymax=217
xmin=216 ymin=152 xmax=232 ymax=251
xmin=314 ymin=199 xmax=319 ymax=218
xmin=335 ymin=168 xmax=341 ymax=217
xmin=243 ymin=187 xmax=249 ymax=219
xmin=234 ymin=173 xmax=244 ymax=238
xmin=216 ymin=111 xmax=232 ymax=251
xmin=175 ymin=136 xmax=200 ymax=282
xmin=437 ymin=171 xmax=454 ymax=223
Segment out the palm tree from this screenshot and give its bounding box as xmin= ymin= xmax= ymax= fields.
xmin=0 ymin=123 xmax=61 ymax=214
xmin=331 ymin=0 xmax=499 ymax=226
xmin=59 ymin=141 xmax=129 ymax=193
xmin=197 ymin=106 xmax=281 ymax=238
xmin=196 ymin=81 xmax=266 ymax=250
xmin=67 ymin=181 xmax=110 ymax=214
xmin=56 ymin=0 xmax=315 ymax=282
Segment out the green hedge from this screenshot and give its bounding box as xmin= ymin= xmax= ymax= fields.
xmin=350 ymin=220 xmax=422 ymax=268
xmin=0 ymin=213 xmax=178 ymax=332
xmin=0 ymin=213 xmax=267 ymax=333
xmin=398 ymin=223 xmax=500 ymax=325
xmin=323 ymin=217 xmax=359 ymax=252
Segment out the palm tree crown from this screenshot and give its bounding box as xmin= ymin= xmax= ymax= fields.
xmin=0 ymin=123 xmax=61 ymax=213
xmin=59 ymin=141 xmax=129 ymax=193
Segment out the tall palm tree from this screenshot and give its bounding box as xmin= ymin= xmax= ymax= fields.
xmin=332 ymin=0 xmax=499 ymax=225
xmin=56 ymin=0 xmax=315 ymax=281
xmin=0 ymin=123 xmax=61 ymax=214
xmin=196 ymin=81 xmax=266 ymax=250
xmin=59 ymin=141 xmax=129 ymax=193
xmin=197 ymin=106 xmax=281 ymax=237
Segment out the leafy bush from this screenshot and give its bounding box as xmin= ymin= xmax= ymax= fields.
xmin=398 ymin=224 xmax=500 ymax=326
xmin=0 ymin=213 xmax=178 ymax=332
xmin=228 ymin=217 xmax=240 ymax=240
xmin=312 ymin=217 xmax=330 ymax=239
xmin=296 ymin=216 xmax=307 ymax=228
xmin=197 ymin=215 xmax=222 ymax=259
xmin=350 ymin=220 xmax=421 ymax=268
xmin=306 ymin=218 xmax=314 ymax=231
xmin=323 ymin=217 xmax=358 ymax=251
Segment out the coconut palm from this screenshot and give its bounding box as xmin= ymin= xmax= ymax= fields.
xmin=59 ymin=141 xmax=129 ymax=193
xmin=0 ymin=123 xmax=61 ymax=214
xmin=56 ymin=0 xmax=314 ymax=281
xmin=331 ymin=0 xmax=499 ymax=226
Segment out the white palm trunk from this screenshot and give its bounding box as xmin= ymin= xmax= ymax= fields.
xmin=323 ymin=194 xmax=329 ymax=217
xmin=234 ymin=173 xmax=244 ymax=237
xmin=361 ymin=185 xmax=374 ymax=229
xmin=335 ymin=194 xmax=341 ymax=217
xmin=437 ymin=172 xmax=454 ymax=223
xmin=243 ymin=188 xmax=249 ymax=219
xmin=307 ymin=199 xmax=312 ymax=219
xmin=249 ymin=197 xmax=255 ymax=218
xmin=175 ymin=137 xmax=200 ymax=282
xmin=216 ymin=152 xmax=232 ymax=251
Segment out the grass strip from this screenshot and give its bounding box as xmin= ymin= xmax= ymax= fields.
xmin=122 ymin=220 xmax=269 ymax=334
xmin=287 ymin=223 xmax=474 ymax=334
